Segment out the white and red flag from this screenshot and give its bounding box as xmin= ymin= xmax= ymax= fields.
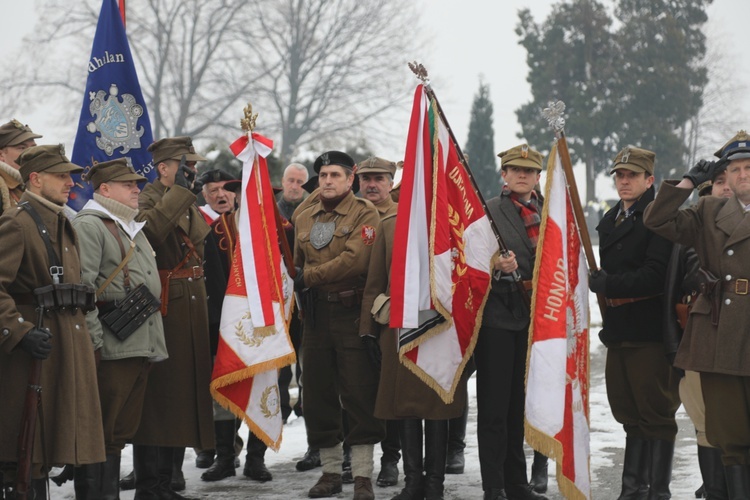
xmin=525 ymin=143 xmax=591 ymax=499
xmin=210 ymin=132 xmax=296 ymax=450
xmin=389 ymin=84 xmax=497 ymax=403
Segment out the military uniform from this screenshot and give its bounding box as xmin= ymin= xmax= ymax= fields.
xmin=0 ymin=120 xmax=42 ymax=215
xmin=295 ymin=151 xmax=383 ymax=500
xmin=594 ymin=146 xmax=679 ymax=499
xmin=0 ymin=146 xmax=105 ymax=496
xmin=644 ymin=132 xmax=750 ymax=491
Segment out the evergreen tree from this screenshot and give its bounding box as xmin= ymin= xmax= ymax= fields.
xmin=464 ymin=81 xmax=499 ymax=199
xmin=516 ymin=0 xmax=617 ymax=204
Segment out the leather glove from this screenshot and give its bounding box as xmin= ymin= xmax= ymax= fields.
xmin=294 ymin=267 xmax=306 ymax=292
xmin=588 ymin=269 xmax=608 ymax=294
xmin=19 ymin=327 xmax=52 ymax=359
xmin=173 ymin=156 xmax=196 ymax=191
xmin=684 ymin=159 xmax=720 ymax=188
xmin=362 ymin=335 xmax=382 ymax=372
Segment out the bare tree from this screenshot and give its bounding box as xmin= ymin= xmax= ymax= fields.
xmin=0 ymin=0 xmax=417 ymax=166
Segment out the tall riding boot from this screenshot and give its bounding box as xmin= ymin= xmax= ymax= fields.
xmin=243 ymin=432 xmax=272 ymax=482
xmin=101 ymin=454 xmax=122 ymax=500
xmin=698 ymin=446 xmax=728 ymax=500
xmin=29 ymin=478 xmax=46 ymax=500
xmin=377 ymin=419 xmax=401 ymax=487
xmin=530 ymin=451 xmax=549 ymax=494
xmin=170 ymin=447 xmax=186 ymax=492
xmin=424 ymin=419 xmax=449 ymax=500
xmin=158 ymin=447 xmax=195 ymax=500
xmin=343 ymin=442 xmax=354 ymax=484
xmin=74 ymin=462 xmax=102 ymax=499
xmin=445 ymin=403 xmax=468 ymax=474
xmin=202 ymin=420 xmax=237 ymax=482
xmin=618 ymin=437 xmax=650 ymax=500
xmin=647 ymin=440 xmax=675 ymax=500
xmin=725 ymin=465 xmax=750 ymax=500
xmin=392 ymin=419 xmax=424 ymax=500
xmin=133 ymin=444 xmax=161 ymax=500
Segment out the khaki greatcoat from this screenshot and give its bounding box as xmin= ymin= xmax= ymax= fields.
xmin=0 ymin=193 xmax=105 ymax=466
xmin=361 ymin=215 xmax=467 ymax=420
xmin=132 ymin=181 xmax=214 ymax=449
xmin=644 ymin=181 xmax=750 ymax=375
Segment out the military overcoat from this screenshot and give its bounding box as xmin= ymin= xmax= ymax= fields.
xmin=132 ymin=180 xmax=214 ymax=449
xmin=644 ymin=181 xmax=750 ymax=375
xmin=362 ymin=215 xmax=467 ymax=420
xmin=0 ymin=193 xmax=105 ymax=466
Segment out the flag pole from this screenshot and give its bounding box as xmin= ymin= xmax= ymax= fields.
xmin=118 ymin=0 xmax=126 ymax=27
xmin=408 ymin=62 xmax=531 ymax=309
xmin=542 ymin=101 xmax=605 ymax=316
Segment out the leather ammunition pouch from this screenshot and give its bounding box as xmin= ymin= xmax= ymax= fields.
xmin=699 ymin=267 xmax=721 ymax=326
xmin=98 ymin=283 xmax=161 ymax=341
xmin=32 ymin=283 xmax=96 ymax=312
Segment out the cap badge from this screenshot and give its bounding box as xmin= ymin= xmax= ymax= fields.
xmin=521 ymin=145 xmax=529 ymax=159
xmin=59 ymin=144 xmax=66 ymax=156
xmin=11 ymin=119 xmax=26 ymax=131
xmin=321 ymin=153 xmax=330 ymax=166
xmin=621 ymin=148 xmax=630 ymax=164
xmin=85 ymin=84 xmax=145 ymax=156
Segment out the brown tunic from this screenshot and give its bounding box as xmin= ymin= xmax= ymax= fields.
xmin=132 ymin=181 xmax=214 ymax=449
xmin=0 ymin=193 xmax=105 ymax=466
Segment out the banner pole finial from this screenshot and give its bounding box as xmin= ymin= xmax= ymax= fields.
xmin=241 ymin=103 xmax=258 ymax=133
xmin=542 ymin=100 xmax=567 ymax=136
xmin=408 ymin=61 xmax=430 ymax=86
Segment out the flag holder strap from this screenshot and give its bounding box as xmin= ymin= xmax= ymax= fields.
xmin=542 ymin=101 xmax=605 ymax=316
xmin=408 ymin=61 xmax=530 ymax=308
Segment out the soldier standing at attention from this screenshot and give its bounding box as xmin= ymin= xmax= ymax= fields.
xmin=0 ymin=119 xmax=42 ymax=215
xmin=72 ymin=159 xmax=169 ymax=499
xmin=131 ymin=136 xmax=214 ymax=499
xmin=294 ymin=151 xmax=384 ymax=500
xmin=590 ymin=146 xmax=679 ymax=499
xmin=0 ymin=145 xmax=105 ymax=499
xmin=644 ymin=131 xmax=750 ymax=498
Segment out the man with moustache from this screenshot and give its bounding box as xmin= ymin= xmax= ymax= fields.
xmin=644 ymin=131 xmax=750 ymax=497
xmin=294 ymin=151 xmax=383 ymax=500
xmin=0 ymin=119 xmax=42 ymax=215
xmin=590 ymin=146 xmax=678 ymax=499
xmin=72 ymin=159 xmax=168 ymax=499
xmin=197 ymin=169 xmax=237 ymax=224
xmin=131 ymin=136 xmax=214 ymax=499
xmin=0 ymin=145 xmax=105 ymax=499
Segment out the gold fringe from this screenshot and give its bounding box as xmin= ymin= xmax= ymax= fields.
xmin=523 ymin=144 xmax=591 ymax=499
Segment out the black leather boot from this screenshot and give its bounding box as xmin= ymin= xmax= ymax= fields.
xmin=391 ymin=419 xmax=424 ymax=500
xmin=170 ymin=447 xmax=185 ymax=492
xmin=74 ymin=462 xmax=102 ymax=499
xmin=619 ymin=437 xmax=650 ymax=500
xmin=120 ymin=469 xmax=135 ymax=491
xmin=243 ymin=432 xmax=272 ymax=482
xmin=698 ymin=446 xmax=728 ymax=500
xmin=101 ymin=454 xmax=121 ymax=500
xmin=157 ymin=447 xmax=196 ymax=500
xmin=133 ymin=444 xmax=161 ymax=500
xmin=194 ymin=449 xmax=214 ymax=469
xmin=29 ymin=478 xmax=46 ymax=500
xmin=647 ymin=440 xmax=675 ymax=500
xmin=296 ymin=448 xmax=321 ymax=472
xmin=445 ymin=404 xmax=468 ymax=474
xmin=202 ymin=420 xmax=237 ymax=482
xmin=377 ymin=419 xmax=401 ymax=487
xmin=424 ymin=419 xmax=448 ymax=500
xmin=530 ymin=451 xmax=549 ymax=494
xmin=725 ymin=465 xmax=750 ymax=500
xmin=342 ymin=442 xmax=353 ymax=484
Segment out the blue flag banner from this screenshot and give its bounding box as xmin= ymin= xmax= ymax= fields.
xmin=69 ymin=0 xmax=154 ymax=211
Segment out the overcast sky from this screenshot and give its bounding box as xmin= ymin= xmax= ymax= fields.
xmin=2 ymin=0 xmax=748 ymax=181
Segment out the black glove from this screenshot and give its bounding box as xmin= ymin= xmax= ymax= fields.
xmin=588 ymin=269 xmax=608 ymax=294
xmin=173 ymin=155 xmax=196 ymax=191
xmin=362 ymin=335 xmax=382 ymax=372
xmin=684 ymin=159 xmax=719 ymax=188
xmin=294 ymin=267 xmax=306 ymax=292
xmin=19 ymin=327 xmax=52 ymax=359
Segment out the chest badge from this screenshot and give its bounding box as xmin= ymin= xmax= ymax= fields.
xmin=310 ymin=220 xmax=336 ymax=249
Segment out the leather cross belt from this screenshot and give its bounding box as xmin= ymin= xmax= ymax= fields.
xmin=165 ymin=265 xmax=204 ymax=280
xmin=605 ymin=294 xmax=662 ymax=308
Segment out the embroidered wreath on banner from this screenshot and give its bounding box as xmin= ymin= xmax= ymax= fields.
xmin=260 ymin=385 xmax=281 ymax=419
xmin=234 ymin=311 xmax=275 ymax=347
xmin=448 ymin=205 xmax=467 ymax=295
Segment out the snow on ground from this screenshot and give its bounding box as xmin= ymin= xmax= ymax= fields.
xmin=53 ymin=269 xmax=704 ymax=499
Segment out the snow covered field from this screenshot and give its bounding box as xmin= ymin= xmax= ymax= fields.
xmin=53 ymin=282 xmax=704 ymax=499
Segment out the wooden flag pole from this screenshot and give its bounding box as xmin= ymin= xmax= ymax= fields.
xmin=408 ymin=61 xmax=531 ymax=309
xmin=542 ymin=101 xmax=605 ymax=316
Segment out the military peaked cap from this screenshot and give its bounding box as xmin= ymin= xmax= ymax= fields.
xmin=198 ymin=169 xmax=236 ymax=186
xmin=715 ymin=130 xmax=750 ymax=161
xmin=357 ymin=157 xmax=397 ymax=177
xmin=610 ymin=146 xmax=655 ymax=175
xmin=0 ymin=119 xmax=42 ymax=149
xmin=17 ymin=144 xmax=83 ymax=182
xmin=148 ymin=136 xmax=207 ymax=165
xmin=498 ymin=144 xmax=543 ymax=171
xmin=84 ymin=158 xmax=147 ymax=190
